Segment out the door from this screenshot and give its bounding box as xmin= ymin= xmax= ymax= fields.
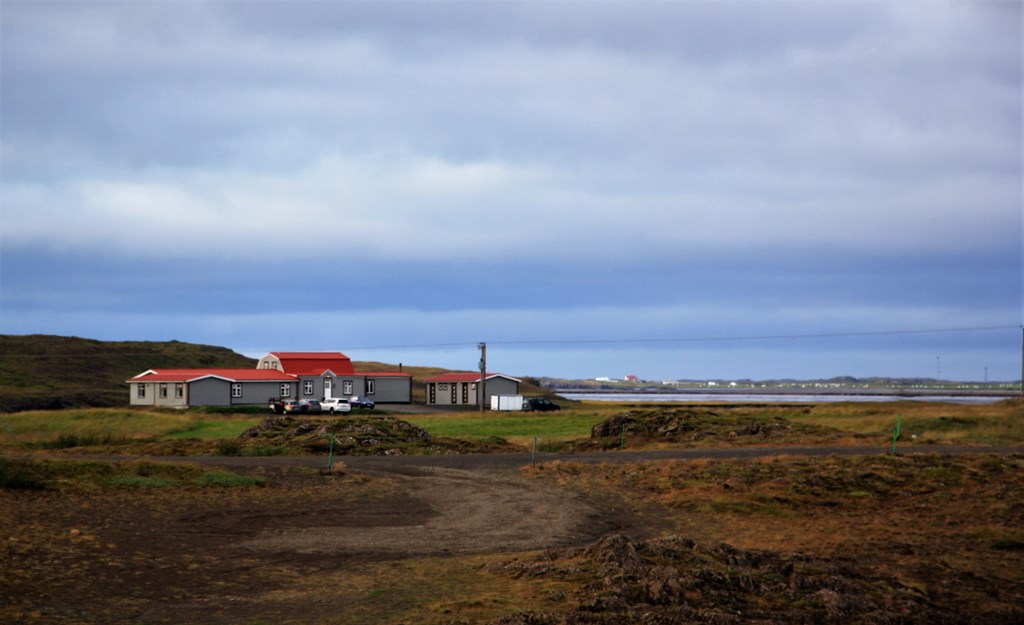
xmin=324 ymin=378 xmax=333 ymax=399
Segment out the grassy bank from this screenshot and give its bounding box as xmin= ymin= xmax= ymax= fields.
xmin=1 ymin=399 xmax=1021 ymax=454
xmin=0 ymin=408 xmax=261 ymax=449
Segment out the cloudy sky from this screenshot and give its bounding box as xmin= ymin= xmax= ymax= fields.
xmin=2 ymin=1 xmax=1021 ymax=382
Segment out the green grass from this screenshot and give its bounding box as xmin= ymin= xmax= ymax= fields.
xmin=4 ymin=400 xmax=1021 ymax=455
xmin=164 ymin=417 xmax=262 ymax=439
xmin=790 ymin=399 xmax=1024 ymax=446
xmin=0 ymin=408 xmax=261 ymax=449
xmin=404 ymin=409 xmax=611 ymax=445
xmin=0 ymin=457 xmax=264 ymax=490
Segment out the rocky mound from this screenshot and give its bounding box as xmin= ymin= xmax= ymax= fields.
xmin=585 ymin=407 xmax=847 ymax=448
xmin=489 ymin=534 xmax=982 ymax=625
xmin=237 ymin=415 xmax=519 ymax=455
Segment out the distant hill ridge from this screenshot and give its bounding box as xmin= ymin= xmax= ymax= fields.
xmin=0 ymin=335 xmax=257 ymax=412
xmin=0 ymin=335 xmax=544 ymax=412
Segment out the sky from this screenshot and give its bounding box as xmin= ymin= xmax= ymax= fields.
xmin=1 ymin=1 xmax=1021 ymax=382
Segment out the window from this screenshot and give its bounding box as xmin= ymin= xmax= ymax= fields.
xmin=303 ymin=380 xmax=314 ymax=396
xmin=159 ymin=383 xmax=168 ymax=398
xmin=137 ymin=383 xmax=146 ymax=399
xmin=366 ymin=379 xmax=376 ymax=395
xmin=343 ymin=380 xmax=353 ymax=395
xmin=175 ymin=384 xmax=184 ymax=399
xmin=232 ymin=383 xmax=242 ymax=398
xmin=280 ymin=383 xmax=291 ymax=398
xmin=439 ymin=383 xmax=449 ymax=392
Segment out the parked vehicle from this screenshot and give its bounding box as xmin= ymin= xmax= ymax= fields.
xmin=321 ymin=398 xmax=352 ymax=414
xmin=523 ymin=397 xmax=561 ymax=412
xmin=270 ymin=399 xmax=323 ymax=414
xmin=281 ymin=399 xmax=306 ymax=414
xmin=349 ymin=396 xmax=375 ymax=409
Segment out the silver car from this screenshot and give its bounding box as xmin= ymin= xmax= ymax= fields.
xmin=320 ymin=398 xmax=352 ymax=414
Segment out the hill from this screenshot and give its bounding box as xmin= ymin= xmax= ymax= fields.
xmin=0 ymin=335 xmax=256 ymax=412
xmin=0 ymin=335 xmax=549 ymax=412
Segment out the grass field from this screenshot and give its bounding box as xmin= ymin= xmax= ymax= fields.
xmin=1 ymin=399 xmax=1021 ymax=452
xmin=0 ymin=408 xmax=261 ymax=448
xmin=402 ymin=407 xmax=620 ymax=446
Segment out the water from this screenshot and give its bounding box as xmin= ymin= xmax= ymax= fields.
xmin=556 ymin=391 xmax=1011 ymax=405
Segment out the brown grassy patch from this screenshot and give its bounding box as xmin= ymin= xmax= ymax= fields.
xmin=522 ymin=453 xmax=1024 ymax=621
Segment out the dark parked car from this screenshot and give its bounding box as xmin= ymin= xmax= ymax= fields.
xmin=523 ymin=397 xmax=561 ymax=412
xmin=349 ymin=396 xmax=375 ymax=409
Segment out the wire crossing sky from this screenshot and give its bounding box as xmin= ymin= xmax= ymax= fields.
xmin=1 ymin=1 xmax=1020 ymax=381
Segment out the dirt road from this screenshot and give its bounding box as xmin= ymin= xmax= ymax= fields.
xmin=235 ymin=465 xmax=618 ymax=559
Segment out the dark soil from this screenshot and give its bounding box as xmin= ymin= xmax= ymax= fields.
xmin=2 ymin=449 xmax=1021 ymax=624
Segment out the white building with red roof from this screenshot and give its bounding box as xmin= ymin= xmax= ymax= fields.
xmin=128 ymin=351 xmax=411 ymax=408
xmin=128 ymin=368 xmax=297 ymax=408
xmin=422 ymin=372 xmax=520 ymax=407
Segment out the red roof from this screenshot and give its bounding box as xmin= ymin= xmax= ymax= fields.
xmin=268 ymin=352 xmax=355 ymax=376
xmin=128 ymin=369 xmax=294 ymax=383
xmin=423 ymin=372 xmax=520 ymax=383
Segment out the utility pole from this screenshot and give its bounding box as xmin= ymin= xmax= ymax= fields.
xmin=1020 ymin=326 xmax=1023 ymax=399
xmin=478 ymin=342 xmax=487 ymax=412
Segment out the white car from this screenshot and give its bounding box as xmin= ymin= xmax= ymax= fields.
xmin=321 ymin=398 xmax=352 ymax=414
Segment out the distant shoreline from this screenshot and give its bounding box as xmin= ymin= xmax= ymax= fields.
xmin=555 ymin=387 xmax=1017 ymax=398
xmin=554 ymin=388 xmax=1018 ymax=404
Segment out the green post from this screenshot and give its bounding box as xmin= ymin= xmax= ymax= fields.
xmin=532 ymin=436 xmax=537 ymax=466
xmin=327 ymin=433 xmax=335 ymax=470
xmin=620 ymin=424 xmax=626 ymax=450
xmin=891 ymin=415 xmax=901 ymax=455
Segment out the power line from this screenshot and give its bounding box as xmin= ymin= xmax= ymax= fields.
xmin=347 ymin=324 xmax=1020 ymax=350
xmin=1 ymin=325 xmax=1017 ymax=356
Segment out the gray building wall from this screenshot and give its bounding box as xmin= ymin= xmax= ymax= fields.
xmin=480 ymin=377 xmax=519 ymax=403
xmin=188 ymin=378 xmax=232 ymax=406
xmin=240 ymin=381 xmax=294 ymax=405
xmin=190 ymin=378 xmax=297 ymax=407
xmin=301 ymin=374 xmax=411 ymax=403
xmin=367 ymin=376 xmax=412 ymax=403
xmin=426 ymin=376 xmax=518 ymax=407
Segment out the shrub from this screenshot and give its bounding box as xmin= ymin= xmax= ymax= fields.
xmin=215 ymin=439 xmax=243 ymax=456
xmin=0 ymin=459 xmax=47 ymax=490
xmin=192 ymin=471 xmax=263 ymax=488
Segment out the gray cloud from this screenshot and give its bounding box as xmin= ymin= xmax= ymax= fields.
xmin=2 ymin=1 xmax=1019 ymax=379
